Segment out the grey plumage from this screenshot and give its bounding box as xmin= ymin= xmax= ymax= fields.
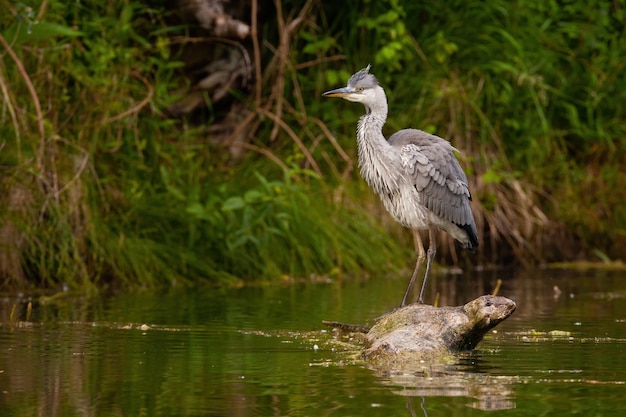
xmin=392 ymin=130 xmax=476 ymax=232
xmin=323 ymin=65 xmax=478 ymax=305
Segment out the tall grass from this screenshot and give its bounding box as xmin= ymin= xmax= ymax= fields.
xmin=312 ymin=0 xmax=626 ymax=263
xmin=1 ymin=0 xmax=624 ymax=291
xmin=0 ymin=0 xmax=406 ymax=290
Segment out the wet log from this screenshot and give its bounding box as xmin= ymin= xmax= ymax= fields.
xmin=324 ymin=295 xmax=516 ymax=366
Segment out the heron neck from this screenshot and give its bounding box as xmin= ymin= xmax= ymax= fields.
xmin=356 ymin=100 xmax=398 ymax=196
xmin=356 ymin=111 xmax=387 ymax=150
xmin=356 ymin=87 xmax=389 ymax=149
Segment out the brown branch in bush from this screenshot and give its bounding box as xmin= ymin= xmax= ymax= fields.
xmin=308 ymin=116 xmax=353 ymax=166
xmin=266 ymin=0 xmax=315 ymax=142
xmin=165 ymin=46 xmax=251 ymax=117
xmin=293 ymin=55 xmax=347 ymax=71
xmin=221 ymin=109 xmax=257 ymax=148
xmin=168 ymin=36 xmax=253 ymax=87
xmin=103 ymin=72 xmax=154 ymax=124
xmin=251 ymin=0 xmax=262 ymax=107
xmin=52 ymin=136 xmax=90 ymax=197
xmin=0 ymin=33 xmax=45 ymax=171
xmin=182 ymin=0 xmax=250 ymax=39
xmin=257 ymin=107 xmax=321 ymax=175
xmin=228 ymin=142 xmax=289 ymax=171
xmin=0 ymin=60 xmax=22 ymax=162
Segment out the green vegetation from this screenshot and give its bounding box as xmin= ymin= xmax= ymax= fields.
xmin=1 ymin=0 xmax=624 ymax=291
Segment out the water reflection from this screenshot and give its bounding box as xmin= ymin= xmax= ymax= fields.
xmin=381 ymin=367 xmax=517 ymax=411
xmin=0 ymin=268 xmax=625 ymax=416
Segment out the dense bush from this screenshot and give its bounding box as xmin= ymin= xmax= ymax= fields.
xmin=1 ymin=0 xmax=624 ymax=291
xmin=313 ymin=0 xmax=626 ymax=262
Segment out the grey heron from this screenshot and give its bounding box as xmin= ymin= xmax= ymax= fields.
xmin=323 ymin=65 xmax=478 ymax=306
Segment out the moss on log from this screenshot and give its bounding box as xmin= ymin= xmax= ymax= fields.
xmin=364 ymin=295 xmax=516 ymax=366
xmin=324 ymin=295 xmax=516 ymax=368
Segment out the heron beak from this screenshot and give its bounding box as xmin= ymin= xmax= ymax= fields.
xmin=322 ymin=86 xmax=354 ymax=98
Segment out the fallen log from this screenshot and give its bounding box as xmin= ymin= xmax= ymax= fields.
xmin=324 ymin=295 xmax=516 ymax=367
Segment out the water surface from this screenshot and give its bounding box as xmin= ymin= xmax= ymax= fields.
xmin=1 ymin=268 xmax=625 ymax=416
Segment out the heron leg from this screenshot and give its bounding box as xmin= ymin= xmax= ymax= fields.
xmin=417 ymin=228 xmax=437 ymax=304
xmin=401 ymin=230 xmax=426 ymax=307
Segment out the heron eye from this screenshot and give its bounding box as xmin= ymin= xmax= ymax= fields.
xmin=357 ymin=87 xmax=364 ymax=92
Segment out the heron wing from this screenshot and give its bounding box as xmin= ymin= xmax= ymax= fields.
xmin=389 ymin=129 xmax=473 ymax=226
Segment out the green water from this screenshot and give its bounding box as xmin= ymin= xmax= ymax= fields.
xmin=1 ymin=269 xmax=625 ymax=416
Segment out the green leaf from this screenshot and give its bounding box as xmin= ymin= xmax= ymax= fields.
xmin=3 ymin=22 xmax=83 ymax=46
xmin=244 ymin=189 xmax=264 ymax=203
xmin=186 ymin=202 xmax=207 ymax=219
xmin=222 ymin=197 xmax=245 ymax=211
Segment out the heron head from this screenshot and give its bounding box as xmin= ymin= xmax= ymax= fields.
xmin=322 ymin=64 xmax=381 ymax=104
